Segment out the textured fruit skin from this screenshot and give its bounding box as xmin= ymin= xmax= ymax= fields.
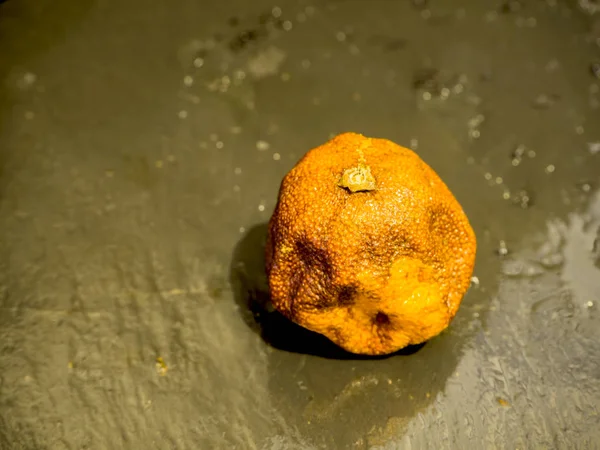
xmin=265 ymin=132 xmax=477 ymax=356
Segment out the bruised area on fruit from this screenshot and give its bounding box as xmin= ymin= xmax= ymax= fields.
xmin=229 ymin=223 xmax=427 ymax=360
xmin=266 ymin=132 xmax=477 ymax=355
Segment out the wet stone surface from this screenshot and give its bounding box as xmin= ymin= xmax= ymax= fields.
xmin=1 ymin=0 xmax=600 ymax=449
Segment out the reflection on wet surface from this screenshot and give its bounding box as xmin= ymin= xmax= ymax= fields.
xmin=1 ymin=0 xmax=600 ymax=448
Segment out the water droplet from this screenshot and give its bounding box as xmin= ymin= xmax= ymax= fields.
xmin=545 ymin=164 xmax=556 ymax=174
xmin=349 ymin=45 xmax=360 ymax=55
xmin=234 ymin=167 xmax=242 ymax=175
xmin=234 ymin=70 xmax=246 ymax=81
xmin=511 ymin=144 xmax=526 ymax=166
xmin=183 ymin=75 xmax=194 ymax=86
xmin=273 ymin=153 xmax=281 ymax=161
xmin=256 ymin=140 xmax=270 ymax=151
xmin=272 ymin=6 xmax=282 ymax=18
xmin=533 ymin=93 xmax=557 ymax=109
xmin=469 ymin=129 xmax=481 ymax=139
xmin=258 ymin=204 xmax=265 ymax=212
xmin=545 ymin=59 xmax=560 ymax=72
xmin=468 ymin=114 xmax=485 ymax=129
xmin=193 ymin=57 xmax=205 ymax=68
xmin=497 ymin=240 xmax=509 ymax=256
xmin=178 ymin=110 xmax=188 ymax=119
xmin=23 ymin=72 xmax=37 ymax=84
xmin=588 ymin=142 xmax=600 ymax=155
xmin=512 ymin=189 xmax=533 ymax=208
xmin=18 ymin=72 xmax=37 ymax=90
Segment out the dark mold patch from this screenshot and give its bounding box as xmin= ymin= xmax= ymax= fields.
xmin=337 ymin=285 xmax=357 ymax=306
xmin=374 ymin=311 xmax=391 ymax=326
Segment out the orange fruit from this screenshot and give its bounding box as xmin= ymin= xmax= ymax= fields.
xmin=265 ymin=132 xmax=476 ymax=355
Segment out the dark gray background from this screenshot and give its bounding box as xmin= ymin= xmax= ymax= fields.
xmin=1 ymin=0 xmax=599 ymax=449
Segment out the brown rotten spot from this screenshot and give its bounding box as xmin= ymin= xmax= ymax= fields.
xmin=265 ymin=132 xmax=476 ymax=355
